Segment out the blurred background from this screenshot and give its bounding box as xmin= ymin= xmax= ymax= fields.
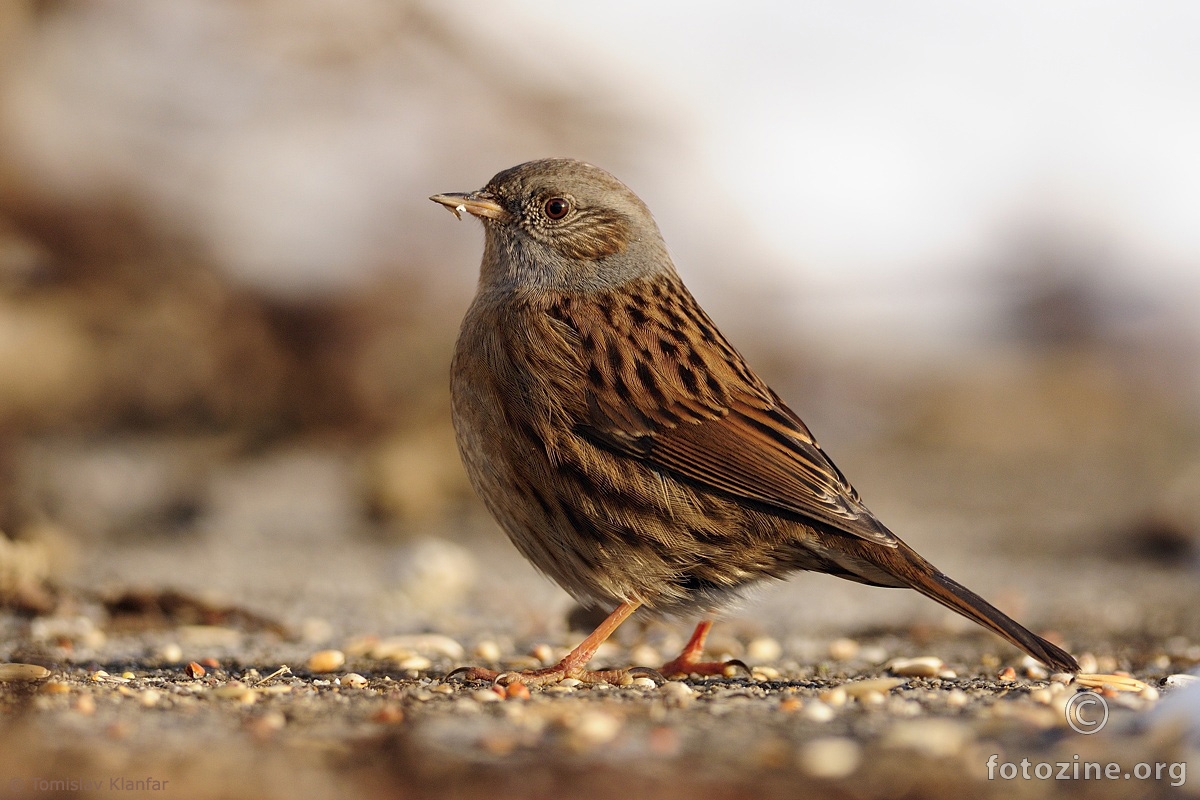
xmin=0 ymin=0 xmax=1197 ymax=647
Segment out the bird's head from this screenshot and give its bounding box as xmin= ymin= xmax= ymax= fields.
xmin=431 ymin=159 xmax=674 ymax=294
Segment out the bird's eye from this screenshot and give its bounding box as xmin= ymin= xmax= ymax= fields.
xmin=544 ymin=197 xmax=571 ymax=220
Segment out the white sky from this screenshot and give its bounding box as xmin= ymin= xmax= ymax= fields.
xmin=502 ymin=1 xmax=1200 ymax=304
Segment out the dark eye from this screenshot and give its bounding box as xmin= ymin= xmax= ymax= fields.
xmin=544 ymin=197 xmax=571 ymax=220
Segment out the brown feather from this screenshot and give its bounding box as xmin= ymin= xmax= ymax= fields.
xmin=443 ymin=157 xmax=1079 ymax=673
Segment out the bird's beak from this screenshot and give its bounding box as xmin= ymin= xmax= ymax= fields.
xmin=429 ymin=191 xmax=509 ymax=222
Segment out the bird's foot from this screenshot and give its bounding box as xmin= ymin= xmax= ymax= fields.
xmin=447 ymin=662 xmax=657 ymax=687
xmin=446 ymin=601 xmax=648 ymax=688
xmin=657 ymin=619 xmax=751 ymax=679
xmin=657 ymin=654 xmax=750 ymax=679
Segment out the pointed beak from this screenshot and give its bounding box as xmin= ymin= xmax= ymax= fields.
xmin=429 ymin=191 xmax=509 ymax=222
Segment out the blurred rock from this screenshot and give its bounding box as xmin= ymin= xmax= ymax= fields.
xmin=362 ymin=420 xmax=473 ymax=530
xmin=13 ymin=435 xmax=231 ymax=540
xmin=0 ymin=0 xmax=668 ymax=539
xmin=386 ymin=536 xmax=478 ymax=611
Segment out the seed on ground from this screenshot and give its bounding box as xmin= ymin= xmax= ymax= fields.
xmin=828 ymin=638 xmax=860 ymax=661
xmin=0 ymin=663 xmax=50 ymax=682
xmin=889 ymin=657 xmax=943 ymax=678
xmin=843 ymin=678 xmax=906 ymax=698
xmin=473 ymin=640 xmax=502 ymax=661
xmin=340 ymin=672 xmax=368 ymax=689
xmin=1074 ymin=673 xmax=1148 ymax=693
xmin=307 ymin=650 xmax=345 ymax=673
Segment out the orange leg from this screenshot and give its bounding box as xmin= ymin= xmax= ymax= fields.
xmin=658 ymin=620 xmax=750 ymax=679
xmin=449 ymin=600 xmax=643 ymax=686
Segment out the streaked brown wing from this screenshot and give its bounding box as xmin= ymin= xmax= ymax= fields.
xmin=548 ymin=276 xmax=898 ymax=548
xmin=577 ymin=375 xmax=899 ymax=548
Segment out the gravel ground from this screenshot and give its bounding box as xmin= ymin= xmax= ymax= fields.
xmin=2 ymin=446 xmax=1199 ymax=800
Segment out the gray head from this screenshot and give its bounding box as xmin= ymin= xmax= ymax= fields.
xmin=431 ymin=159 xmax=675 ymax=295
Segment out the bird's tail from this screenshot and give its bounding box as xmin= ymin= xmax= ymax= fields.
xmin=907 ymin=558 xmax=1079 ymax=673
xmin=833 ymin=537 xmax=1079 ymax=673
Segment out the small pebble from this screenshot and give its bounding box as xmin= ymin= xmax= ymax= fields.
xmin=473 ymin=640 xmax=502 ymax=662
xmin=997 ymin=666 xmax=1017 ymax=681
xmin=660 ymin=680 xmax=694 ymax=707
xmin=75 ymin=694 xmax=97 ymax=715
xmin=883 ymin=718 xmax=972 ymax=757
xmin=803 ymin=701 xmax=835 ymax=722
xmin=307 ymin=650 xmax=345 ymax=673
xmin=1164 ymin=673 xmax=1199 ymax=689
xmin=40 ymin=681 xmax=71 ymax=695
xmin=842 ymin=677 xmax=906 ymax=698
xmin=157 ymin=643 xmax=183 ymax=663
xmin=818 ymin=687 xmax=847 ymax=707
xmin=471 ymin=689 xmax=502 ymax=703
xmin=1050 ymin=672 xmax=1074 ymax=684
xmin=889 ymin=656 xmax=943 ymax=678
xmin=397 ymin=655 xmax=432 ymax=672
xmin=568 ymin=710 xmax=622 ymax=747
xmin=184 ymin=662 xmax=206 ymax=679
xmin=140 ymin=689 xmax=162 ymax=707
xmin=530 ymin=643 xmax=555 ymax=664
xmin=505 ymin=682 xmax=530 ymax=700
xmin=372 ymin=705 xmax=405 ymax=723
xmin=1139 ymin=686 xmax=1160 ymax=702
xmin=798 ymin=737 xmax=860 ymax=778
xmin=430 ymin=683 xmax=454 ymax=695
xmin=945 ymin=689 xmax=969 ymax=708
xmin=0 ymin=663 xmax=51 ymax=682
xmin=828 ymin=638 xmax=860 ymax=661
xmin=779 ymin=697 xmax=803 ymax=713
xmin=1076 ymin=653 xmax=1099 ymax=673
xmin=340 ymin=672 xmax=368 ymax=689
xmin=558 ymin=678 xmax=582 ymax=688
xmin=631 ymin=677 xmax=657 ymax=689
xmin=212 ymin=682 xmax=254 ymax=700
xmin=859 ymin=690 xmax=887 ymax=707
xmin=747 ymin=636 xmax=782 ymax=663
xmin=372 ymin=634 xmax=465 ymax=661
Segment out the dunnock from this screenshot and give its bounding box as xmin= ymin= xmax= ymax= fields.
xmin=432 ymin=159 xmax=1078 ymax=683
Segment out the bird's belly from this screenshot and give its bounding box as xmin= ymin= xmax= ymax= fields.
xmin=450 ymin=328 xmax=810 ymax=614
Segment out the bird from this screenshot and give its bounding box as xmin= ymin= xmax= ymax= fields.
xmin=430 ymin=158 xmax=1079 ymax=684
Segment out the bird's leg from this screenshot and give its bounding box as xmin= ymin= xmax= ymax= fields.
xmin=658 ymin=620 xmax=750 ymax=678
xmin=448 ymin=600 xmax=643 ymax=686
